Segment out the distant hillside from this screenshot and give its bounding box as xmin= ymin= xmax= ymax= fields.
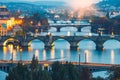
xmin=0 ymin=1 xmax=67 ymax=6
xmin=98 ymin=0 xmax=120 ymax=7
xmin=31 ymin=1 xmax=67 ymax=6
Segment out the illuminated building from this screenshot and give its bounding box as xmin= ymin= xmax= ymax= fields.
xmin=0 ymin=24 xmax=7 ymax=36
xmin=0 ymin=6 xmax=23 ymax=31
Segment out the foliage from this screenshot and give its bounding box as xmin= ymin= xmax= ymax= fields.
xmin=30 ymin=54 xmax=38 ymax=71
xmin=64 ymin=62 xmax=79 ymax=80
xmin=6 ymin=55 xmax=52 ymax=80
xmin=6 ymin=63 xmax=29 ymax=80
xmin=15 ymin=30 xmax=26 ymax=36
xmin=52 ymin=61 xmax=92 ymax=80
xmin=52 ymin=61 xmax=66 ymax=80
xmin=91 ymin=15 xmax=120 ymax=34
xmin=6 ymin=60 xmax=95 ymax=80
xmin=107 ymin=66 xmax=120 ymax=80
xmin=80 ymin=67 xmax=93 ymax=80
xmin=39 ymin=70 xmax=52 ymax=80
xmin=22 ymin=12 xmax=49 ymax=27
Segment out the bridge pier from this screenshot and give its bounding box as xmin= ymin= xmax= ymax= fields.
xmin=70 ymin=46 xmax=78 ymax=50
xmin=78 ymin=27 xmax=81 ymax=32
xmin=96 ymin=44 xmax=103 ymax=51
xmin=95 ymin=35 xmax=104 ymax=51
xmin=57 ymin=28 xmax=61 ymax=32
xmin=70 ymin=41 xmax=78 ymax=50
xmin=0 ymin=43 xmax=3 ymax=50
xmin=45 ymin=45 xmax=53 ymax=50
xmin=0 ymin=47 xmax=3 ymax=50
xmin=22 ymin=46 xmax=28 ymax=51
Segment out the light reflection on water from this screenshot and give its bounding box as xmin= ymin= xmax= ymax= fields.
xmin=1 ymin=26 xmax=120 ymax=64
xmin=1 ymin=39 xmax=120 ymax=65
xmin=1 ymin=31 xmax=120 ymax=78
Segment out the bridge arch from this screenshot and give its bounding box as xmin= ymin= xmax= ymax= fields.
xmin=3 ymin=38 xmax=20 ymax=47
xmin=103 ymin=39 xmax=120 ymax=49
xmin=78 ymin=39 xmax=96 ymax=49
xmin=60 ymin=27 xmax=78 ymax=32
xmin=81 ymin=26 xmax=91 ymax=32
xmin=28 ymin=39 xmax=45 ymax=49
xmin=48 ymin=27 xmax=57 ymax=32
xmin=52 ymin=39 xmax=70 ymax=49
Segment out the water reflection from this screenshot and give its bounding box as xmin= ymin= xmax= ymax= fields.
xmin=35 ymin=50 xmax=39 ymax=60
xmin=12 ymin=49 xmax=17 ymax=60
xmin=1 ymin=35 xmax=120 ymax=65
xmin=110 ymin=50 xmax=115 ymax=64
xmin=43 ymin=50 xmax=46 ymax=60
xmin=84 ymin=50 xmax=91 ymax=63
xmin=50 ymin=49 xmax=55 ymax=59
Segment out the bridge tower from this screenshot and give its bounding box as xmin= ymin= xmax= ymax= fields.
xmin=20 ymin=35 xmax=29 ymax=50
xmin=44 ymin=33 xmax=53 ymax=49
xmin=69 ymin=36 xmax=79 ymax=50
xmin=95 ymin=31 xmax=104 ymax=51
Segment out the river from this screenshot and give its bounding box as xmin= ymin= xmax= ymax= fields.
xmin=0 ymin=26 xmax=120 ymax=79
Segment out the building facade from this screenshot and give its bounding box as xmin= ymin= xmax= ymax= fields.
xmin=0 ymin=6 xmax=23 ymax=36
xmin=0 ymin=6 xmax=9 ymax=36
xmin=0 ymin=25 xmax=7 ymax=36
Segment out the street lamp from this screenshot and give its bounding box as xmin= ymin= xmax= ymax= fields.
xmin=11 ymin=46 xmax=16 ymax=66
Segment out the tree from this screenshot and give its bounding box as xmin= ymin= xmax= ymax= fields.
xmin=30 ymin=54 xmax=38 ymax=71
xmin=6 ymin=57 xmax=52 ymax=80
xmin=64 ymin=62 xmax=79 ymax=80
xmin=6 ymin=63 xmax=29 ymax=80
xmin=29 ymin=54 xmax=39 ymax=80
xmin=15 ymin=30 xmax=26 ymax=36
xmin=51 ymin=62 xmax=80 ymax=80
xmin=52 ymin=61 xmax=66 ymax=80
xmin=31 ymin=13 xmax=41 ymax=25
xmin=80 ymin=67 xmax=93 ymax=80
xmin=107 ymin=66 xmax=120 ymax=80
xmin=91 ymin=16 xmax=112 ymax=34
xmin=39 ymin=70 xmax=52 ymax=80
xmin=40 ymin=18 xmax=49 ymax=25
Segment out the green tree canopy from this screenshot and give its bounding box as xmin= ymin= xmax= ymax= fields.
xmin=107 ymin=66 xmax=120 ymax=80
xmin=6 ymin=63 xmax=29 ymax=80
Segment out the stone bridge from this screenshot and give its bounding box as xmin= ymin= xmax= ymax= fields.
xmin=0 ymin=34 xmax=120 ymax=50
xmin=48 ymin=24 xmax=91 ymax=32
xmin=0 ymin=60 xmax=118 ymax=73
